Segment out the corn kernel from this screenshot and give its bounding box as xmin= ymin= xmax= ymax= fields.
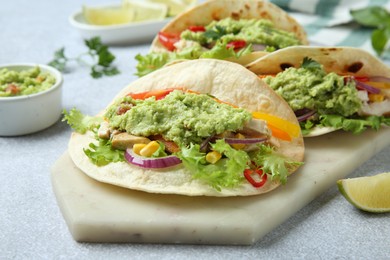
xmin=133 ymin=143 xmax=147 ymax=155
xmin=206 ymin=151 xmax=222 ymax=164
xmin=231 ymin=133 xmax=246 ymax=150
xmin=368 ymin=93 xmax=385 ymax=102
xmin=140 ymin=141 xmax=160 ymax=157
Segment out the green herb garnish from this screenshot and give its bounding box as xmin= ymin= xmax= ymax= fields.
xmin=350 ymin=6 xmax=390 ymax=57
xmin=48 ymin=36 xmax=120 ymax=78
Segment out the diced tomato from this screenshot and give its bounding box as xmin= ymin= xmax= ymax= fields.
xmin=158 ymin=31 xmax=180 ymax=51
xmin=244 ymin=168 xmax=267 ymax=188
xmin=226 ymin=40 xmax=246 ymax=51
xmin=6 ymin=84 xmax=20 ymax=95
xmin=188 ymin=25 xmax=206 ymax=32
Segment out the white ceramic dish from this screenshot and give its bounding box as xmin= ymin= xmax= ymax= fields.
xmin=69 ymin=5 xmax=171 ymax=45
xmin=0 ymin=64 xmax=63 ymax=136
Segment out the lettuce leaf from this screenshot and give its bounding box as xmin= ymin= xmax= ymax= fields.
xmin=134 ymin=40 xmax=252 ymax=77
xmin=177 ymin=139 xmax=249 ymax=191
xmin=84 ymin=136 xmax=125 ymax=166
xmin=62 ymin=108 xmax=103 ymax=134
xmin=250 ymin=144 xmax=303 ymax=184
xmin=303 ymin=114 xmax=390 ymax=135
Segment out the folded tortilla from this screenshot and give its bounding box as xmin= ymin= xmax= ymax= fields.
xmin=246 ymin=46 xmax=390 ymax=136
xmin=69 ymin=59 xmax=304 ymax=196
xmin=149 ymin=0 xmax=308 ymax=65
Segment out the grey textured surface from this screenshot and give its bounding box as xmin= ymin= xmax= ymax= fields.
xmin=1 ymin=0 xmax=389 ymax=259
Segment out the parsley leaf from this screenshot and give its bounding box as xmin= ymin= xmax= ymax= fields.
xmin=48 ymin=36 xmax=120 ymax=79
xmin=350 ymin=6 xmax=390 ymax=56
xmin=301 ymin=57 xmax=322 ymax=70
xmin=203 ymin=25 xmax=227 ymax=41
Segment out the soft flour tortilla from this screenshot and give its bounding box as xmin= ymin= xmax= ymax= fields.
xmin=246 ymin=46 xmax=390 ymax=137
xmin=68 ymin=59 xmax=304 ymax=196
xmin=150 ymin=0 xmax=308 ymax=66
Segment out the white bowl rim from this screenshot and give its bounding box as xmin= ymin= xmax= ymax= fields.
xmin=0 ymin=63 xmax=63 ymax=102
xmin=69 ymin=4 xmax=172 ymax=31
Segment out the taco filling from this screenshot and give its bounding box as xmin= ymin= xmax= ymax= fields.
xmin=65 ymin=88 xmax=302 ymax=192
xmin=135 ymin=17 xmax=302 ymax=77
xmin=262 ymin=58 xmax=390 ymax=136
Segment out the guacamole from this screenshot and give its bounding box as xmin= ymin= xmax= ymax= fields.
xmin=263 ymin=63 xmax=362 ymax=117
xmin=0 ymin=67 xmax=56 ymax=97
xmin=135 ymin=18 xmax=302 ymax=77
xmin=181 ymin=18 xmax=302 ymax=50
xmin=105 ymin=90 xmax=252 ymax=146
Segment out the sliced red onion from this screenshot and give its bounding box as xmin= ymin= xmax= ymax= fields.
xmin=366 ymin=76 xmax=390 ymax=83
xmin=355 ymin=80 xmax=381 ymax=94
xmin=296 ymin=109 xmax=316 ymax=122
xmin=224 ymin=137 xmax=267 ymax=144
xmin=125 ymin=149 xmax=181 ymax=169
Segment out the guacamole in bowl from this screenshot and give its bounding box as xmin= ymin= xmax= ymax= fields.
xmin=0 ymin=66 xmax=56 ymax=97
xmin=0 ymin=64 xmax=63 ymax=136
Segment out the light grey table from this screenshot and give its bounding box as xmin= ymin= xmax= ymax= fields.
xmin=1 ymin=0 xmax=389 ymax=259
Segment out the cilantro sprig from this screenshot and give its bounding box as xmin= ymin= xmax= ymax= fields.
xmin=48 ymin=37 xmax=120 ymax=78
xmin=350 ymin=6 xmax=390 ymax=57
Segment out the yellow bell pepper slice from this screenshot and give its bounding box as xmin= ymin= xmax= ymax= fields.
xmin=252 ymin=112 xmax=300 ymax=141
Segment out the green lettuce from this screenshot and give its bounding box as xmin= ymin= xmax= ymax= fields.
xmin=62 ymin=108 xmax=103 ymax=134
xmin=177 ymin=139 xmax=249 ymax=191
xmin=135 ymin=40 xmax=252 ymax=77
xmin=301 ymin=114 xmax=390 ymax=135
xmin=250 ymin=144 xmax=303 ymax=184
xmin=84 ymin=136 xmax=125 ymax=166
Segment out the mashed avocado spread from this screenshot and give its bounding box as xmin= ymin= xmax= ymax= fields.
xmin=181 ymin=18 xmax=301 ymax=50
xmin=0 ymin=67 xmax=56 ymax=97
xmin=105 ymin=90 xmax=252 ymax=146
xmin=263 ymin=60 xmax=361 ymax=117
xmin=135 ymin=18 xmax=302 ymax=77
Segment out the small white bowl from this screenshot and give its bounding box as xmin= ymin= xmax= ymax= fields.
xmin=69 ymin=4 xmax=171 ymax=45
xmin=0 ymin=63 xmax=63 ymax=136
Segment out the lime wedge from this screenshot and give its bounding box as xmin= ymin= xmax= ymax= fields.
xmin=147 ymin=0 xmax=192 ymax=16
xmin=83 ymin=6 xmax=136 ymax=26
xmin=337 ymin=172 xmax=390 ymax=213
xmin=123 ymin=0 xmax=168 ymax=22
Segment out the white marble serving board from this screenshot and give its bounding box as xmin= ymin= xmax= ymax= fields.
xmin=51 ymin=128 xmax=390 ymax=245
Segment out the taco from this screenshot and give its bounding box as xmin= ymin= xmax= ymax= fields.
xmin=66 ymin=59 xmax=304 ymax=197
xmin=246 ymin=46 xmax=390 ymax=137
xmin=135 ymin=0 xmax=308 ymax=77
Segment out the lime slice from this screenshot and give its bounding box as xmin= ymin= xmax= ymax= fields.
xmin=337 ymin=172 xmax=390 ymax=213
xmin=122 ymin=0 xmax=168 ymax=22
xmin=147 ymin=0 xmax=191 ymax=16
xmin=83 ymin=6 xmax=136 ymax=26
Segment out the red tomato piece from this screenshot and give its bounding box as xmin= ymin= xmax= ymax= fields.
xmin=188 ymin=25 xmax=206 ymax=32
xmin=158 ymin=31 xmax=180 ymax=51
xmin=226 ymin=40 xmax=247 ymax=51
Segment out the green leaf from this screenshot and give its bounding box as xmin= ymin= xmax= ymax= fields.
xmin=319 ymin=114 xmax=390 ymax=134
xmin=62 ymin=108 xmax=103 ymax=134
xmin=350 ymin=6 xmax=390 ymax=28
xmin=135 ymin=53 xmax=171 ymax=77
xmin=371 ymin=28 xmax=390 ymax=56
xmin=203 ymin=25 xmax=227 ymax=41
xmin=300 ymin=57 xmax=322 ymax=70
xmin=49 ymin=36 xmax=119 ymax=79
xmin=251 ymin=144 xmax=302 ymax=184
xmin=84 ymin=138 xmax=125 ymax=166
xmin=176 ymin=140 xmax=249 ymax=191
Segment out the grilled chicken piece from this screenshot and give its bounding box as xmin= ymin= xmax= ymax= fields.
xmin=97 ymin=121 xmax=111 ymax=139
xmin=111 ymin=132 xmax=151 ymax=150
